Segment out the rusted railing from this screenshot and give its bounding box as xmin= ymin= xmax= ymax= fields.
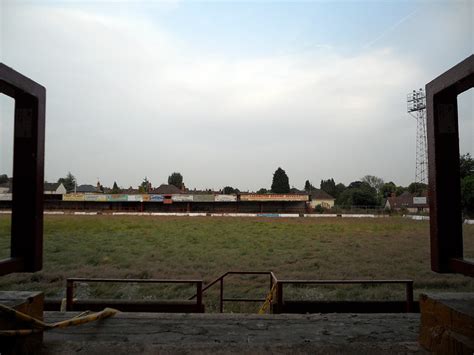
xmin=273 ymin=279 xmax=414 ymax=313
xmin=189 ymin=271 xmax=277 ymax=312
xmin=66 ymin=277 xmax=202 ymax=312
xmin=66 ymin=274 xmax=414 ymax=314
xmin=190 ymin=272 xmax=413 ymax=313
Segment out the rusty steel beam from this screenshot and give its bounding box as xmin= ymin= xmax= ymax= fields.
xmin=426 ymin=55 xmax=474 ymax=276
xmin=0 ymin=64 xmax=46 ymax=275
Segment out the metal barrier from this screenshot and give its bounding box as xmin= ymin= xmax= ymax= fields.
xmin=273 ymin=279 xmax=414 ymax=313
xmin=66 ymin=277 xmax=202 ymax=312
xmin=66 ymin=274 xmax=414 ymax=314
xmin=190 ymin=272 xmax=413 ymax=313
xmin=189 ymin=271 xmax=277 ymax=312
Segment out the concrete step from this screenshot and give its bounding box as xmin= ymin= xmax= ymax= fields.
xmin=43 ymin=312 xmax=426 ymax=354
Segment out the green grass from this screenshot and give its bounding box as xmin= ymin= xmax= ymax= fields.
xmin=0 ymin=215 xmax=473 ymax=312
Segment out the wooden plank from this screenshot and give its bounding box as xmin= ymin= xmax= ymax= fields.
xmin=0 ymin=291 xmax=44 ymax=355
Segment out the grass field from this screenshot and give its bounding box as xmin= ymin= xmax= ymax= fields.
xmin=1 ymin=215 xmax=473 ymax=312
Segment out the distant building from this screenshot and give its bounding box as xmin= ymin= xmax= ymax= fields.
xmin=122 ymin=186 xmax=139 ymax=195
xmin=76 ymin=184 xmax=98 ymax=194
xmin=44 ymin=182 xmax=67 ymax=195
xmin=151 ymin=184 xmax=183 ymax=195
xmin=384 ymin=191 xmax=429 ymax=213
xmin=309 ymin=189 xmax=335 ymax=209
xmin=0 ymin=182 xmax=11 ymax=194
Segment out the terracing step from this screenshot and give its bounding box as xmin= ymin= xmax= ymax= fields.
xmin=43 ymin=312 xmax=426 ymax=354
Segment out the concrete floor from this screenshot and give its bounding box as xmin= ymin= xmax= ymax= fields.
xmin=43 ymin=312 xmax=427 ymax=354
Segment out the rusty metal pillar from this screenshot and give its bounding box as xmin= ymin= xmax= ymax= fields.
xmin=0 ymin=64 xmax=46 ymax=275
xmin=426 ymin=55 xmax=473 ymax=276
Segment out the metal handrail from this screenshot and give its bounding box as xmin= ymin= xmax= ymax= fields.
xmin=66 ymin=274 xmax=414 ymax=314
xmin=66 ymin=277 xmax=203 ymax=312
xmin=188 ymin=272 xmax=228 ymax=300
xmin=273 ymin=279 xmax=414 ymax=313
xmin=189 ymin=271 xmax=276 ymax=312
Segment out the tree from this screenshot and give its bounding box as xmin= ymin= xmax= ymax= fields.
xmin=271 ymin=167 xmax=290 ymax=193
xmin=58 ymin=172 xmax=76 ymax=193
xmin=304 ymin=180 xmax=313 ymax=192
xmin=361 ymin=175 xmax=384 ymax=194
xmin=111 ymin=181 xmax=121 ymax=194
xmin=336 ymin=180 xmax=379 ymax=207
xmin=408 ymin=182 xmax=427 ymax=196
xmin=335 ymin=183 xmax=346 ymax=199
xmin=352 ymin=189 xmax=378 ymax=206
xmin=336 ymin=188 xmax=378 ymax=207
xmin=257 ymin=188 xmax=268 ymax=194
xmin=168 ymin=172 xmax=183 ymax=189
xmin=138 ymin=177 xmax=151 ymax=193
xmin=348 ymin=181 xmax=364 ymax=189
xmin=395 ymin=185 xmax=407 ymax=196
xmin=0 ymin=174 xmax=8 ymax=184
xmin=460 ymin=153 xmax=474 ymax=179
xmin=223 ymin=186 xmax=237 ymax=194
xmin=380 ymin=182 xmax=397 ymax=198
xmin=461 ymin=175 xmax=474 ymax=216
xmin=320 ymin=178 xmax=337 ymax=197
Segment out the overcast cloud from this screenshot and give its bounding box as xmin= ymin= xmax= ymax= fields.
xmin=0 ymin=1 xmax=472 ymax=191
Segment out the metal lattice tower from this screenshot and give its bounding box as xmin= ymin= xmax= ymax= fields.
xmin=407 ymin=89 xmax=427 ymax=185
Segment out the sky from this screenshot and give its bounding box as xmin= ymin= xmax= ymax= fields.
xmin=0 ymin=0 xmax=473 ymax=191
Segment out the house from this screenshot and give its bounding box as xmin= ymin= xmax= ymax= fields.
xmin=122 ymin=186 xmax=139 ymax=194
xmin=44 ymin=182 xmax=67 ymax=195
xmin=385 ymin=191 xmax=429 ymax=213
xmin=309 ymin=189 xmax=335 ymax=209
xmin=0 ymin=181 xmax=12 ymax=194
xmin=150 ymin=184 xmax=183 ymax=195
xmin=76 ymin=184 xmax=98 ymax=194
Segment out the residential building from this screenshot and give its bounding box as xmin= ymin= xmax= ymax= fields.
xmin=310 ymin=189 xmax=335 ymax=209
xmin=384 ymin=191 xmax=429 ymax=213
xmin=44 ymin=182 xmax=67 ymax=195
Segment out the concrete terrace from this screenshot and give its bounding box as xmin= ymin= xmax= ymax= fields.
xmin=43 ymin=312 xmax=426 ymax=354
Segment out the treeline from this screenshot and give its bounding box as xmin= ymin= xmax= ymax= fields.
xmin=316 ymin=177 xmax=427 ymax=208
xmin=315 ymin=153 xmax=473 ymax=213
xmin=7 ymin=153 xmax=471 ymax=214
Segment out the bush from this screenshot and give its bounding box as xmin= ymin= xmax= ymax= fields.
xmin=314 ymin=205 xmax=325 ymax=214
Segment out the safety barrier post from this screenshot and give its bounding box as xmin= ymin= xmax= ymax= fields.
xmin=196 ymin=281 xmax=203 ymax=312
xmin=406 ymin=281 xmax=414 ymax=312
xmin=66 ymin=279 xmax=74 ymax=311
xmin=276 ymin=282 xmax=283 ymax=314
xmin=219 ymin=278 xmax=224 ymax=313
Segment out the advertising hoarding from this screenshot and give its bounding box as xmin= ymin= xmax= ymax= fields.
xmin=215 ymin=194 xmax=237 ymax=202
xmin=240 ymin=194 xmax=308 ymax=202
xmin=106 ymin=194 xmax=128 ymax=202
xmin=63 ymin=194 xmax=85 ymax=201
xmin=0 ymin=193 xmax=12 ymax=201
xmin=84 ymin=194 xmax=107 ymax=202
xmin=172 ymin=194 xmax=194 ymax=202
xmin=413 ymin=197 xmax=427 ymax=205
xmin=149 ymin=194 xmax=164 ymax=202
xmin=127 ymin=195 xmax=143 ymax=202
xmin=192 ymin=194 xmax=215 ymax=202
